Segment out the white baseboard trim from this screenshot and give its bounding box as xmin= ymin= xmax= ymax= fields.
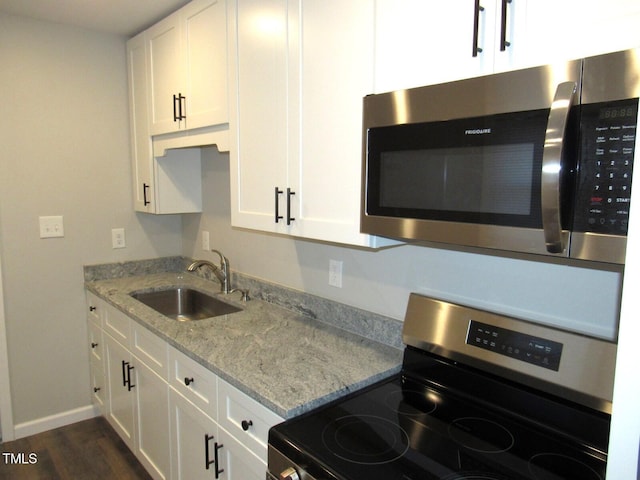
xmin=13 ymin=404 xmax=99 ymax=440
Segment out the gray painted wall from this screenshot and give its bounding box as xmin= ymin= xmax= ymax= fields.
xmin=0 ymin=13 xmax=182 ymax=426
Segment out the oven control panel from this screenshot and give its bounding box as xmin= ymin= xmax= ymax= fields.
xmin=467 ymin=320 xmax=563 ymax=371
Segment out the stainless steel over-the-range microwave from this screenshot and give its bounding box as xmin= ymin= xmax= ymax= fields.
xmin=361 ymin=48 xmax=640 ymax=264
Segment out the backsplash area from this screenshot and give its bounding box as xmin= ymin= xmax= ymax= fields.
xmin=84 ymin=256 xmax=403 ymax=349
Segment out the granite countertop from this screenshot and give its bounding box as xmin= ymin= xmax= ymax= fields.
xmin=86 ymin=272 xmax=403 ymax=419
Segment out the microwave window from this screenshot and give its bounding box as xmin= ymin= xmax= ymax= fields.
xmin=379 ymin=143 xmax=534 ymax=216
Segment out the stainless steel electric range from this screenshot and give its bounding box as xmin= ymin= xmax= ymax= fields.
xmin=267 ymin=293 xmax=617 ymax=480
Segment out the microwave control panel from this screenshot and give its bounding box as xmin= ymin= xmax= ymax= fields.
xmin=575 ymin=98 xmax=638 ymax=235
xmin=467 ymin=320 xmax=563 ymax=371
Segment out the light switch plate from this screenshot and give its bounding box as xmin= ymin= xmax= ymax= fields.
xmin=39 ymin=216 xmax=64 ymax=238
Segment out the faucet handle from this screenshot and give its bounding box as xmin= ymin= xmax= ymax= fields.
xmin=230 ymin=288 xmax=250 ymax=302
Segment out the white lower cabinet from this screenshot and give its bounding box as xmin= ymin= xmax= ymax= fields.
xmin=86 ymin=290 xmax=283 ymax=480
xmin=104 ymin=332 xmax=136 ymax=451
xmin=134 ymin=359 xmax=171 ymax=479
xmin=216 ymin=426 xmax=266 ymax=480
xmin=170 ymin=387 xmax=222 ymax=480
xmin=168 ymin=345 xmax=283 ymax=480
xmin=86 ymin=298 xmax=107 ymax=415
xmin=170 ymin=385 xmax=268 ymax=480
xmin=103 ymin=329 xmax=171 ymax=480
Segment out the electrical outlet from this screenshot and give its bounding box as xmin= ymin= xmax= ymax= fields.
xmin=39 ymin=216 xmax=64 ymax=238
xmin=202 ymin=231 xmax=210 ymax=251
xmin=112 ymin=228 xmax=126 ymax=249
xmin=329 ymin=259 xmax=343 ymax=288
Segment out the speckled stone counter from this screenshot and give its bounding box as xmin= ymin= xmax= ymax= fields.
xmin=85 ymin=271 xmax=403 ymax=419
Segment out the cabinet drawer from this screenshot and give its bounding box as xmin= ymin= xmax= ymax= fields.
xmin=89 ymin=359 xmax=107 ymax=415
xmin=218 ymin=378 xmax=283 ymax=461
xmin=131 ymin=322 xmax=169 ymax=380
xmin=88 ymin=321 xmax=104 ymax=366
xmin=103 ymin=305 xmax=131 ymax=347
xmin=168 ymin=346 xmax=218 ymax=419
xmin=86 ymin=291 xmax=103 ymax=327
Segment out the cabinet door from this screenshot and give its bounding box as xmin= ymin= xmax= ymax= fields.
xmin=127 ymin=33 xmax=154 ymax=213
xmin=293 ymin=0 xmax=396 ymax=246
xmin=134 ymin=359 xmax=171 ymax=480
xmin=521 ymin=0 xmax=640 ymax=68
xmin=374 ymin=0 xmax=495 ymax=92
xmin=183 ymin=0 xmax=228 ymax=130
xmin=217 ymin=427 xmax=266 ymax=480
xmin=104 ymin=333 xmax=135 ymax=450
xmin=229 ymin=0 xmax=290 ymax=234
xmin=148 ymin=12 xmax=184 ymax=135
xmin=170 ymin=389 xmax=222 ymax=480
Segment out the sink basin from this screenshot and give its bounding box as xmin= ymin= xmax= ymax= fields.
xmin=131 ymin=288 xmax=241 ymax=321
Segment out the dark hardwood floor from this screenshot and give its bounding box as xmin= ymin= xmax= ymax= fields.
xmin=0 ymin=417 xmax=152 ymax=480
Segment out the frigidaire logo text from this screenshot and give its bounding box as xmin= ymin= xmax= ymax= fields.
xmin=464 ymin=128 xmax=492 ymax=135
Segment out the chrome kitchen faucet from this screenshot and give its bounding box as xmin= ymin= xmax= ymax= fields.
xmin=187 ymin=250 xmax=249 ymax=301
xmin=187 ymin=249 xmax=230 ymax=294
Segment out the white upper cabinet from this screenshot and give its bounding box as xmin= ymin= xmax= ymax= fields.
xmin=148 ymin=0 xmax=228 ymax=135
xmin=374 ymin=0 xmax=640 ymax=94
xmin=127 ymin=33 xmax=155 ymax=212
xmin=518 ymin=0 xmax=640 ymax=69
xmin=127 ymin=32 xmax=203 ymax=214
xmin=229 ymin=0 xmax=397 ymax=247
xmin=374 ymin=0 xmax=523 ymax=92
xmin=147 ymin=13 xmax=183 ymax=134
xmin=127 ymin=0 xmax=228 ymax=214
xmin=229 ymin=0 xmax=289 ymax=234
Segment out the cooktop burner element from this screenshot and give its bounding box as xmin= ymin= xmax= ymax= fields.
xmin=385 ymin=388 xmax=437 ymax=416
xmin=528 ymin=453 xmax=604 ymax=480
xmin=448 ymin=418 xmax=515 ymax=454
xmin=441 ymin=473 xmax=511 ymax=480
xmin=268 ymin=294 xmax=615 ymax=480
xmin=322 ymin=414 xmax=410 ymax=464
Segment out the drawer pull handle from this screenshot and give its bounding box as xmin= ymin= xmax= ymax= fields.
xmin=89 ymin=306 xmax=96 ymax=312
xmin=93 ymin=387 xmax=101 ymax=393
xmin=241 ymin=419 xmax=253 ymax=431
xmin=126 ymin=364 xmax=135 ymax=391
xmin=204 ymin=434 xmax=215 ymax=470
xmin=275 ymin=187 xmax=283 ymax=223
xmin=91 ymin=342 xmax=98 ymax=348
xmin=184 ymin=377 xmax=194 ymax=386
xmin=286 ymin=188 xmax=296 ymax=225
xmin=214 ymin=442 xmax=224 ymax=478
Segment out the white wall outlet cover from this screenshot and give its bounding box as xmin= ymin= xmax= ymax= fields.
xmin=111 ymin=228 xmax=126 ymax=249
xmin=39 ymin=216 xmax=64 ymax=238
xmin=329 ymin=259 xmax=343 ymax=288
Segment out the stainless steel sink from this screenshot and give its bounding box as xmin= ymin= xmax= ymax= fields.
xmin=131 ymin=288 xmax=242 ymax=321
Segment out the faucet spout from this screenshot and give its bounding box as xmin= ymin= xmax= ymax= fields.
xmin=211 ymin=249 xmax=229 ymax=294
xmin=186 ymin=250 xmax=230 ymax=294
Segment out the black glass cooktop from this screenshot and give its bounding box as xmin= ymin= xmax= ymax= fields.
xmin=270 ymin=369 xmax=608 ymax=480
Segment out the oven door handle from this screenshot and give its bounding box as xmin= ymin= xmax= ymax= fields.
xmin=541 ymin=81 xmax=577 ymax=254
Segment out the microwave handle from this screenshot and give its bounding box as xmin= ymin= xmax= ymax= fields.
xmin=541 ymin=81 xmax=577 ymax=254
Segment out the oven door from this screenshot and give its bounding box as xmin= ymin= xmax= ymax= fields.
xmin=362 ymin=105 xmax=577 ymax=256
